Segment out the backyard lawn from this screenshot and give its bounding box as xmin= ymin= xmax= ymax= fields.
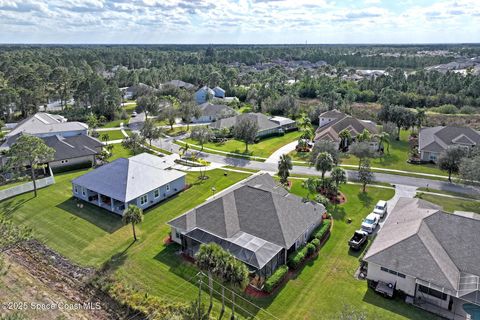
xmin=183 ymin=130 xmax=303 ymax=159
xmin=107 ymin=143 xmax=135 ymax=161
xmin=98 ymin=129 xmax=127 ymax=141
xmin=0 ymin=164 xmax=436 ymax=319
xmin=416 ymin=193 xmax=480 ymax=214
xmin=100 ymin=119 xmax=125 ymax=128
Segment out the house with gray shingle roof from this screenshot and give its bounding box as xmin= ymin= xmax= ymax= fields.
xmin=315 ymin=109 xmax=378 ymax=150
xmin=419 ymin=126 xmax=480 ymax=163
xmin=209 ymin=113 xmax=297 ymax=139
xmin=168 ymin=173 xmax=325 ymax=277
xmin=363 ymin=197 xmax=480 ymax=318
xmin=72 ymin=153 xmax=185 ymax=215
xmin=192 ymin=103 xmax=237 ymax=123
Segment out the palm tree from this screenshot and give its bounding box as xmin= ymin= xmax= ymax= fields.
xmin=338 ymin=129 xmax=351 ymax=150
xmin=180 ymin=142 xmax=190 ymax=157
xmin=356 ymin=129 xmax=371 ymax=143
xmin=278 ymin=154 xmax=292 ymax=184
xmin=122 ymin=205 xmax=143 ymax=241
xmin=196 ymin=243 xmax=221 ymax=313
xmin=330 ymin=167 xmax=347 ymax=197
xmin=416 ymin=108 xmax=426 ymax=132
xmin=302 ymin=177 xmax=318 ymax=200
xmin=223 ymin=257 xmax=248 ymax=320
xmin=315 ymin=152 xmax=334 ymax=182
xmin=376 ymin=132 xmax=391 ymax=154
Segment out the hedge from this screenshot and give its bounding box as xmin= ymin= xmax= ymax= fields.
xmin=311 ymin=219 xmax=331 ymax=241
xmin=264 ymin=265 xmax=289 ymax=293
xmin=287 ymin=246 xmax=308 ymax=269
xmin=306 ymin=243 xmax=316 ymax=256
xmin=310 ymin=238 xmax=320 ymax=249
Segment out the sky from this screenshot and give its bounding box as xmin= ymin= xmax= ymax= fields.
xmin=0 ymin=0 xmax=479 ymax=44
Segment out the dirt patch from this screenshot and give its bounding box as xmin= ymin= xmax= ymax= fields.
xmin=2 ymin=240 xmax=142 ymax=320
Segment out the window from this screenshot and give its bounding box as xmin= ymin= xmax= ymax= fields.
xmin=154 ymin=188 xmax=160 ymax=198
xmin=418 ymin=285 xmax=448 ymax=300
xmin=430 ymin=154 xmax=437 ymax=161
xmin=74 ymin=185 xmax=78 ymax=194
xmin=140 ymin=194 xmax=148 ymax=205
xmin=82 ymin=188 xmax=86 ymax=196
xmin=166 ymin=183 xmax=171 ymax=193
xmin=381 ymin=266 xmax=406 ymax=279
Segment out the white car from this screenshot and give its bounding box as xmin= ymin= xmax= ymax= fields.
xmin=373 ymin=200 xmax=388 ymax=218
xmin=361 ymin=213 xmax=381 ymax=234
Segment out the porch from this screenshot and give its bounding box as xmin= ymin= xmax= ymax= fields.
xmin=84 ymin=190 xmax=125 ymax=215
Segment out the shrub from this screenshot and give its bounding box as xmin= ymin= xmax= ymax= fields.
xmin=310 ymin=238 xmax=321 ymax=249
xmin=459 ymin=106 xmax=477 ymax=115
xmin=264 ymin=265 xmax=288 ymax=293
xmin=311 ymin=219 xmax=331 ymax=241
xmin=287 ymin=246 xmax=308 ymax=269
xmin=306 ymin=243 xmax=316 ymax=256
xmin=432 ymin=104 xmax=458 ymax=114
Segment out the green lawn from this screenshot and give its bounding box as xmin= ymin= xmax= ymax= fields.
xmin=416 ymin=193 xmax=480 ymax=214
xmin=184 ymin=130 xmax=303 ymax=159
xmin=0 ymin=165 xmax=435 ymax=319
xmin=123 ymin=102 xmax=137 ymax=114
xmin=100 ymin=119 xmax=125 ymax=128
xmin=417 ymin=187 xmax=480 ymax=200
xmin=255 ymin=181 xmax=435 ymax=320
xmin=289 ymin=130 xmax=446 ymax=176
xmin=107 ymin=143 xmax=135 ymax=161
xmin=99 ymin=130 xmax=127 ymax=141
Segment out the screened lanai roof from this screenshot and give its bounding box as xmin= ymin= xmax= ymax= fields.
xmin=185 ymin=228 xmax=282 ymax=270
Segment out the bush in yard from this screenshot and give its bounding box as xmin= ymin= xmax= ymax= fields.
xmin=306 ymin=243 xmax=316 ymax=256
xmin=287 ymin=246 xmax=308 ymax=269
xmin=312 ymin=219 xmax=331 ymax=241
xmin=311 ymin=238 xmax=320 ymax=250
xmin=264 ymin=265 xmax=289 ymax=293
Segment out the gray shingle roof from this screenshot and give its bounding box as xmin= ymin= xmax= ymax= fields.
xmin=72 ymin=153 xmax=185 ymax=202
xmin=42 ymin=135 xmax=103 ymax=161
xmin=419 ymin=126 xmax=480 ymax=153
xmin=169 ymin=173 xmax=325 ymax=250
xmin=6 ymin=113 xmax=87 ymax=138
xmin=209 ymin=113 xmax=284 ymax=132
xmin=364 ymin=197 xmax=480 ymax=291
xmin=165 ymin=80 xmax=195 ymax=90
xmin=198 ymin=103 xmax=235 ymax=117
xmin=315 ymin=111 xmax=378 ymax=142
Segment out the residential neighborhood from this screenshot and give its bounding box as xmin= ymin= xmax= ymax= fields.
xmin=1 ymin=8 xmax=480 ymax=320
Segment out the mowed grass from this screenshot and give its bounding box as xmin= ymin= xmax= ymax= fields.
xmin=0 ymin=168 xmax=252 ymax=317
xmin=98 ymin=130 xmax=127 ymax=141
xmin=416 ymin=193 xmax=480 ymax=214
xmin=0 ymin=165 xmax=435 ymax=319
xmin=254 ymin=182 xmax=436 ymax=320
xmin=184 ymin=130 xmax=303 ymax=158
xmin=341 ymin=130 xmax=445 ymax=175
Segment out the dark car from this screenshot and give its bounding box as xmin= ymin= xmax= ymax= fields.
xmin=348 ymin=230 xmax=368 ymax=250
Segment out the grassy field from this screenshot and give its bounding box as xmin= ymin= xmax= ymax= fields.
xmin=289 ymin=130 xmax=446 ymax=176
xmin=416 ymin=193 xmax=480 ymax=214
xmin=100 ymin=119 xmax=124 ymax=128
xmin=0 ymin=180 xmax=30 ymax=191
xmin=184 ymin=130 xmax=303 ymax=159
xmin=107 ymin=143 xmax=135 ymax=161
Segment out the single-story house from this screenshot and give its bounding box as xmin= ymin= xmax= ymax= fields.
xmin=42 ymin=134 xmax=103 ymax=171
xmin=163 ymin=80 xmax=195 ymax=90
xmin=419 ymin=126 xmax=480 ymax=163
xmin=1 ymin=112 xmax=88 ymax=151
xmin=195 ymin=86 xmax=215 ymax=104
xmin=209 ymin=113 xmax=297 ymax=139
xmin=364 ymin=197 xmax=480 ymax=319
xmin=315 ymin=109 xmax=378 ymax=150
xmin=72 ymin=153 xmax=186 ymax=215
xmin=168 ymin=173 xmax=325 ymax=277
xmin=192 ymin=103 xmax=237 ymax=123
xmin=123 ymin=83 xmax=154 ymax=100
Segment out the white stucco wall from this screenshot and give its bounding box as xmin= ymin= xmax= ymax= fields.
xmin=366 ymin=262 xmax=417 ymax=296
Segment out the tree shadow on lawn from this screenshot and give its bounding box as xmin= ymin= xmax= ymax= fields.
xmin=0 ymin=196 xmax=35 ymax=218
xmin=358 ymin=191 xmax=373 ymax=208
xmin=100 ymin=240 xmax=135 ymax=274
xmin=154 ymin=244 xmax=268 ymax=317
xmin=330 ymin=206 xmax=347 ymax=222
xmin=362 ymin=287 xmax=434 ymax=320
xmin=56 ymin=198 xmax=123 ymax=234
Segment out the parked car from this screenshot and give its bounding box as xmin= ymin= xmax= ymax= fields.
xmin=131 ymin=111 xmax=137 ymax=117
xmin=373 ymin=200 xmax=388 ymax=218
xmin=348 ymin=230 xmax=368 ymax=250
xmin=361 ymin=213 xmax=380 ymax=234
